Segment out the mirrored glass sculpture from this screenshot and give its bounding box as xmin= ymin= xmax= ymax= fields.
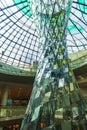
xmin=20 ymin=0 xmax=87 ymax=130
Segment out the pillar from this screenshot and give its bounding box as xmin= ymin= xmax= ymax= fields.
xmin=21 ymin=0 xmax=87 ymax=130
xmin=1 ymin=86 xmax=8 ymax=106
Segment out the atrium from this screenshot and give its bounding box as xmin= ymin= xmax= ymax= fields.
xmin=0 ymin=0 xmax=87 ymax=130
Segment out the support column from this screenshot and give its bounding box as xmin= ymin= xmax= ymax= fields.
xmin=1 ymin=86 xmax=8 ymax=106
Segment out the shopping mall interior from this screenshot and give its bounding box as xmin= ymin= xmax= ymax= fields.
xmin=0 ymin=0 xmax=87 ymax=130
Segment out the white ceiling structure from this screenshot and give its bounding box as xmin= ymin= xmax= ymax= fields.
xmin=0 ymin=0 xmax=87 ymax=70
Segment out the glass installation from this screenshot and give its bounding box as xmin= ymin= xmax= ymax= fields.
xmin=20 ymin=0 xmax=87 ymax=130
xmin=0 ymin=0 xmax=87 ymax=129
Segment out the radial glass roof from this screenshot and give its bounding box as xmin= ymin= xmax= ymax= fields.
xmin=0 ymin=0 xmax=87 ymax=70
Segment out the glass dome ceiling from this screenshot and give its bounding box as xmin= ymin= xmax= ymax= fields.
xmin=0 ymin=0 xmax=87 ymax=70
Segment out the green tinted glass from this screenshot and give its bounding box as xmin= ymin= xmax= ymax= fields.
xmin=14 ymin=0 xmax=32 ymax=17
xmin=13 ymin=0 xmax=85 ymax=34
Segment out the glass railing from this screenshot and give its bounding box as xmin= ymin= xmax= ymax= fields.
xmin=0 ymin=61 xmax=36 ymax=76
xmin=0 ymin=106 xmax=26 ymax=118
